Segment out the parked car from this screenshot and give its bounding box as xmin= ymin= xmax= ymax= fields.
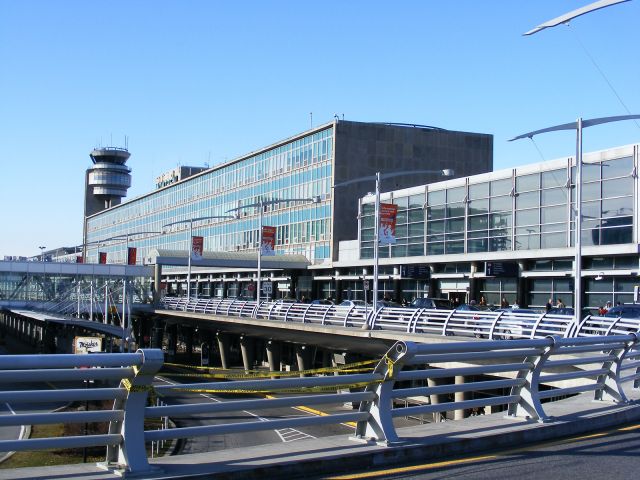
xmin=493 ymin=308 xmax=539 ymax=339
xmin=376 ymin=300 xmax=403 ymax=308
xmin=311 ymin=299 xmax=334 ymax=305
xmin=337 ymin=300 xmax=369 ymax=308
xmin=407 ymin=298 xmax=453 ymax=309
xmin=548 ymin=307 xmax=596 ymax=319
xmin=604 ymin=304 xmax=640 ymax=319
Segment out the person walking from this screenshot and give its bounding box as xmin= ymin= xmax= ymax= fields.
xmin=556 ymin=298 xmax=565 ymax=308
xmin=545 ymin=298 xmax=553 ymax=312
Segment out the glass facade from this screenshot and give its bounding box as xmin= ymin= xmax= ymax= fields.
xmin=360 ymin=154 xmax=636 ymax=257
xmin=86 ymin=128 xmax=334 ymax=264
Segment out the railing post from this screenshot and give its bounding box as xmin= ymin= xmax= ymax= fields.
xmin=594 ymin=334 xmax=636 ymax=403
xmin=507 ymin=337 xmax=553 ymax=422
xmin=353 ymin=341 xmax=415 ymax=445
xmin=101 ymin=349 xmax=164 ymax=476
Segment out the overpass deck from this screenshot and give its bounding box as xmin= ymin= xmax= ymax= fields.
xmin=4 ymin=389 xmax=639 ymax=480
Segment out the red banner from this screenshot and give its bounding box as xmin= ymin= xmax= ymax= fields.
xmin=76 ymin=255 xmax=84 ymax=264
xmin=379 ymin=203 xmax=398 ymax=245
xmin=261 ymin=226 xmax=276 ymax=256
xmin=98 ymin=252 xmax=107 ymax=264
xmin=127 ymin=247 xmax=137 ymax=265
xmin=191 ymin=236 xmax=204 ymax=260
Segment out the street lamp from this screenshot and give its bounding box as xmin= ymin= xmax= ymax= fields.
xmin=334 ymin=169 xmax=454 ymax=313
xmin=162 ymin=216 xmax=237 ymax=301
xmin=38 ymin=246 xmax=46 ymax=262
xmin=509 ymin=114 xmax=640 ymax=320
xmin=227 ymin=196 xmax=320 ymax=305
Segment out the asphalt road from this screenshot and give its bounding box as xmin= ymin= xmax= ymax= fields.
xmin=311 ymin=421 xmax=640 ymax=480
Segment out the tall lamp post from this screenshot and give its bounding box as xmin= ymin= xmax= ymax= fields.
xmin=227 ymin=196 xmax=320 ymax=305
xmin=510 ymin=114 xmax=640 ymax=319
xmin=334 ymin=169 xmax=454 ymax=313
xmin=163 ymin=215 xmax=237 ymax=301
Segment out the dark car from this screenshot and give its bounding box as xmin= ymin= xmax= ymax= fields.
xmin=604 ymin=305 xmax=640 ymax=319
xmin=407 ymin=298 xmax=453 ymax=309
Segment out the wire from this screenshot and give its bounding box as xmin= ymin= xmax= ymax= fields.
xmin=566 ymin=24 xmax=640 ymax=130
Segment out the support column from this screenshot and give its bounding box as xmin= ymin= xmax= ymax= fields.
xmin=183 ymin=326 xmax=194 ymax=363
xmin=427 ymin=375 xmax=448 ymax=423
xmin=266 ymin=340 xmax=282 ymax=375
xmin=428 ymin=266 xmax=437 ymax=297
xmin=240 ymin=336 xmax=255 ymax=373
xmin=469 ymin=262 xmax=479 ymax=304
xmin=153 ymin=264 xmax=162 ymax=307
xmin=454 ymin=375 xmax=467 ymax=420
xmin=166 ymin=324 xmax=178 ymax=361
xmin=151 ymin=318 xmax=164 ymax=349
xmin=216 ymin=332 xmax=231 ymax=369
xmin=295 ymin=345 xmax=312 ymax=376
xmin=517 ymin=260 xmax=527 ymax=307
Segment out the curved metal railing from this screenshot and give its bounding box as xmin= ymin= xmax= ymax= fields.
xmin=160 ymin=297 xmax=640 ymax=339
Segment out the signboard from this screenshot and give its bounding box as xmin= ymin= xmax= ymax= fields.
xmin=76 ymin=255 xmax=84 ymax=264
xmin=247 ymin=283 xmax=256 ymax=292
xmin=261 ymin=226 xmax=276 ymax=256
xmin=485 ymin=262 xmax=518 ymax=277
xmin=127 ymin=247 xmax=137 ymax=266
xmin=98 ymin=252 xmax=107 ymax=264
xmin=401 ymin=264 xmax=430 ymax=279
xmin=262 ymin=281 xmax=273 ymax=294
xmin=379 ymin=203 xmax=398 ymax=245
xmin=191 ymin=236 xmax=204 ymax=260
xmin=74 ymin=336 xmax=102 ymax=354
xmin=201 ymin=342 xmax=210 ymax=366
xmin=363 ymin=279 xmax=370 ymax=290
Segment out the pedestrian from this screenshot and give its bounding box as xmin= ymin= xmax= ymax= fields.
xmin=556 ymin=298 xmax=565 ymax=308
xmin=545 ymin=298 xmax=553 ymax=312
xmin=500 ymin=296 xmax=509 ymax=308
xmin=479 ymin=296 xmax=487 ymax=306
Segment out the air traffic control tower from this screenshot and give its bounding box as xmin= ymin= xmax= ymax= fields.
xmin=84 ymin=147 xmax=132 ymax=217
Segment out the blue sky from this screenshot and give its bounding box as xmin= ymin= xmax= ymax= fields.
xmin=1 ymin=1 xmax=638 ymax=257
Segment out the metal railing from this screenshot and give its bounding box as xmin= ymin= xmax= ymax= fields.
xmin=1 ymin=335 xmax=639 ymax=475
xmin=160 ymin=297 xmax=640 ymax=339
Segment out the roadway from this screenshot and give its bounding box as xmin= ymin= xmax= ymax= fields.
xmin=314 ymin=421 xmax=640 ymax=480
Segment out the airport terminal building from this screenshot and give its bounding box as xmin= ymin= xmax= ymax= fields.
xmin=81 ymin=119 xmax=640 ymax=311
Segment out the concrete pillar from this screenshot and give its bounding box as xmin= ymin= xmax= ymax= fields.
xmin=216 ymin=332 xmax=231 ymax=370
xmin=151 ymin=317 xmax=164 ymax=349
xmin=393 ymin=278 xmax=402 ymax=303
xmin=517 ymin=260 xmax=527 ymax=307
xmin=266 ymin=340 xmax=282 ymax=374
xmin=334 ymin=278 xmax=343 ymax=303
xmin=153 ymin=264 xmax=162 ymax=307
xmin=454 ymin=375 xmax=467 ymax=420
xmin=166 ymin=324 xmax=178 ymax=360
xmin=428 ymin=265 xmax=437 ymax=297
xmin=183 ymin=326 xmax=194 ymax=363
xmin=469 ymin=262 xmax=479 ymax=304
xmin=295 ymin=345 xmax=312 ymax=376
xmin=240 ymin=336 xmax=255 ymax=373
xmin=427 ymin=375 xmax=448 ymax=423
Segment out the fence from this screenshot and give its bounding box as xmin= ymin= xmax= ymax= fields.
xmin=160 ymin=297 xmax=640 ymax=339
xmin=0 ymin=334 xmax=639 ymax=476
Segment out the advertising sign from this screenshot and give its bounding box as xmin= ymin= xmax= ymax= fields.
xmin=74 ymin=336 xmax=102 ymax=354
xmin=127 ymin=247 xmax=137 ymax=266
xmin=98 ymin=252 xmax=107 ymax=264
xmin=379 ymin=203 xmax=398 ymax=245
xmin=191 ymin=236 xmax=204 ymax=260
xmin=261 ymin=226 xmax=276 ymax=256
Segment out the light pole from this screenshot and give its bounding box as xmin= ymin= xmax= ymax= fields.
xmin=334 ymin=169 xmax=454 ymax=313
xmin=162 ymin=215 xmax=237 ymax=301
xmin=227 ymin=196 xmax=320 ymax=305
xmin=38 ymin=246 xmax=46 ymax=262
xmin=510 ymin=114 xmax=640 ymax=319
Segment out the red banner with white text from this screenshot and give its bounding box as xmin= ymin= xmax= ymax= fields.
xmin=379 ymin=203 xmax=398 ymax=245
xmin=261 ymin=226 xmax=276 ymax=256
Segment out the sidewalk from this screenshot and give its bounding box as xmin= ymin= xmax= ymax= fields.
xmin=2 ymin=390 xmax=639 ymax=480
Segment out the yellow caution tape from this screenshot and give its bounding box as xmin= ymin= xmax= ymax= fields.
xmin=170 ymin=381 xmax=376 ymax=395
xmin=122 ymin=378 xmax=157 ymax=404
xmin=383 ymin=354 xmax=396 ymax=380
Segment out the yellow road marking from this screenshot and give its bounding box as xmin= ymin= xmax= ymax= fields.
xmin=326 ymin=454 xmax=497 ymax=479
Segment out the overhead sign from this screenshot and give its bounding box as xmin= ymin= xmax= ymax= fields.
xmin=485 ymin=262 xmax=518 ymax=277
xmin=261 ymin=226 xmax=276 ymax=256
xmin=401 ymin=264 xmax=430 ymax=279
xmin=191 ymin=236 xmax=204 ymax=260
xmin=379 ymin=203 xmax=398 ymax=245
xmin=74 ymin=336 xmax=102 ymax=354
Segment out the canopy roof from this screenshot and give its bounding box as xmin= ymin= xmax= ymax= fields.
xmin=148 ymin=249 xmax=311 ymax=269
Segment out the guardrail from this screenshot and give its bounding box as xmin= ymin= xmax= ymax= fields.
xmin=160 ymin=297 xmax=640 ymax=339
xmin=2 ymin=335 xmax=639 ymax=476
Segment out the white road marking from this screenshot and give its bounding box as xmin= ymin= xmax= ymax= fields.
xmin=4 ymin=402 xmax=26 ymax=442
xmin=155 ymin=376 xmax=315 ymax=442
